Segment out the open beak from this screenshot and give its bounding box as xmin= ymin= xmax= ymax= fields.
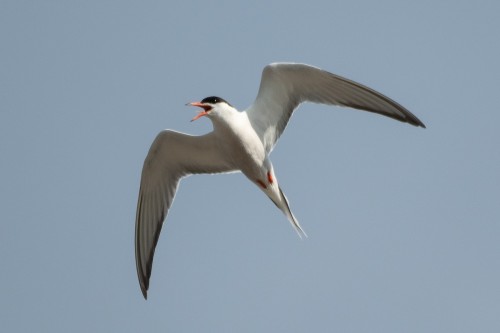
xmin=188 ymin=102 xmax=211 ymax=122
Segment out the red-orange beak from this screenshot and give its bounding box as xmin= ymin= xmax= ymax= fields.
xmin=188 ymin=102 xmax=212 ymax=122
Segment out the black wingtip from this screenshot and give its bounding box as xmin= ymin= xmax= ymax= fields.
xmin=138 ymin=272 xmax=149 ymax=300
xmin=409 ymin=116 xmax=426 ymax=129
xmin=390 ymin=110 xmax=426 ymax=129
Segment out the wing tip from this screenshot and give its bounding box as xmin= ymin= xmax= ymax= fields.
xmin=405 ymin=113 xmax=426 ymax=128
xmin=141 ymin=286 xmax=148 ymax=300
xmin=136 ymin=267 xmax=149 ymax=299
xmin=409 ymin=117 xmax=426 ymax=129
xmin=138 ymin=274 xmax=149 ymax=300
xmin=416 ymin=120 xmax=426 ymax=129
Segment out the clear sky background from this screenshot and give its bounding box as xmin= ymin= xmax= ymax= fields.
xmin=1 ymin=1 xmax=499 ymax=332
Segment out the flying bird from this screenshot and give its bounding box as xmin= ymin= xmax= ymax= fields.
xmin=135 ymin=63 xmax=425 ymax=299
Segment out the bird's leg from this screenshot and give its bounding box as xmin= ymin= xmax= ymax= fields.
xmin=256 ymin=179 xmax=267 ymax=189
xmin=267 ymin=171 xmax=274 ymax=184
xmin=255 ymin=165 xmax=275 ymax=190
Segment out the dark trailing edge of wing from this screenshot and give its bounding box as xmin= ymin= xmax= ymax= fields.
xmin=135 ymin=188 xmax=166 ymax=300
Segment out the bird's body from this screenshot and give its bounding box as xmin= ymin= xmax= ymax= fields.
xmin=135 ymin=63 xmax=425 ymax=299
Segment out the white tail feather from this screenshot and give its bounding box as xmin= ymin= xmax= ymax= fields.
xmin=266 ymin=184 xmax=307 ymax=238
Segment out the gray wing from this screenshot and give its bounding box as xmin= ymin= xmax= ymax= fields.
xmin=135 ymin=130 xmax=235 ymax=299
xmin=246 ymin=63 xmax=425 ymax=153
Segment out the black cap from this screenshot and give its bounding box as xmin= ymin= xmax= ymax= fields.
xmin=201 ymin=96 xmax=231 ymax=106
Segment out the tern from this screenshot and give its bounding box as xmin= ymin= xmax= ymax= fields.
xmin=135 ymin=63 xmax=425 ymax=298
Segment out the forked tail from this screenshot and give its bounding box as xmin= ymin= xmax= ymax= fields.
xmin=270 ymin=186 xmax=308 ymax=238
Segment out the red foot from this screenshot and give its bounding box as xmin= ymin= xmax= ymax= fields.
xmin=256 ymin=179 xmax=267 ymax=189
xmin=267 ymin=171 xmax=274 ymax=184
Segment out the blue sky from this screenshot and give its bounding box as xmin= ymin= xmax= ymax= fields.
xmin=1 ymin=1 xmax=499 ymax=332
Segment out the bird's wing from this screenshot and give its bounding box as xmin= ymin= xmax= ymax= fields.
xmin=135 ymin=130 xmax=235 ymax=299
xmin=246 ymin=63 xmax=425 ymax=153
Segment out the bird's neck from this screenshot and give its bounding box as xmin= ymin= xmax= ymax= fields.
xmin=210 ymin=106 xmax=241 ymax=131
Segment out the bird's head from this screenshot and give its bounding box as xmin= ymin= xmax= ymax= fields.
xmin=188 ymin=96 xmax=233 ymax=122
